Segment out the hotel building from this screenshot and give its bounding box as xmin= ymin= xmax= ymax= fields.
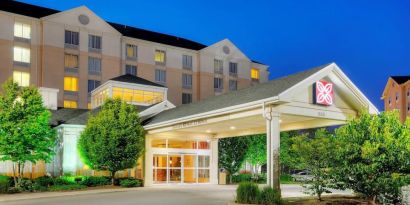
xmin=381 ymin=76 xmax=410 ymax=122
xmin=0 ymin=1 xmax=378 ymax=188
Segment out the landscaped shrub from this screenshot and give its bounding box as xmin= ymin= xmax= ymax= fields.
xmin=233 ymin=173 xmax=253 ymax=183
xmin=236 ymin=182 xmax=260 ymax=204
xmin=48 ymin=184 xmax=86 ymax=191
xmin=53 ymin=177 xmax=75 ymax=186
xmin=259 ymin=187 xmax=281 ymax=205
xmin=0 ymin=176 xmax=11 ymax=193
xmin=79 ymin=176 xmax=110 ymax=187
xmin=19 ymin=179 xmax=34 ymax=192
xmin=34 ymin=176 xmax=54 ymax=187
xmin=119 ymin=178 xmax=142 ymax=188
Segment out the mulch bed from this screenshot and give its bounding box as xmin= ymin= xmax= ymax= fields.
xmin=284 ymin=196 xmax=371 ymax=205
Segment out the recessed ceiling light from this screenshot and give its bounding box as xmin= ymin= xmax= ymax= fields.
xmin=279 ymin=120 xmax=283 ymax=123
xmin=206 ymin=130 xmax=211 ymax=133
xmin=230 ymin=126 xmax=236 ymax=130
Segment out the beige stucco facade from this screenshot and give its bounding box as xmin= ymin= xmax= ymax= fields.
xmin=382 ymin=78 xmax=410 ymax=122
xmin=0 ymin=5 xmax=269 ymax=109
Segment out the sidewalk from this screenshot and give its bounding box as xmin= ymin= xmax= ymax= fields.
xmin=0 ymin=187 xmax=141 ymax=203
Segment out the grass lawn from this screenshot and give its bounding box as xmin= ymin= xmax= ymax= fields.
xmin=284 ymin=196 xmax=370 ymax=205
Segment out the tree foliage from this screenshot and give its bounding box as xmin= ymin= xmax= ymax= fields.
xmin=0 ymin=79 xmax=56 ymax=187
xmin=332 ymin=111 xmax=410 ymax=204
xmin=78 ymin=98 xmax=145 ymax=185
xmin=292 ymin=128 xmax=334 ymax=200
xmin=280 ymin=131 xmax=302 ymax=172
xmin=219 ymin=137 xmax=248 ymax=183
xmin=245 ymin=134 xmax=266 ymax=176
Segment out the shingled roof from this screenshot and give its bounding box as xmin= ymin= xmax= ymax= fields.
xmin=110 ymin=74 xmax=166 ymax=88
xmin=390 ymin=76 xmax=410 ymax=85
xmin=145 ymin=63 xmax=331 ymax=126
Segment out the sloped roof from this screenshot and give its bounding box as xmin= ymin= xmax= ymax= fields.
xmin=1 ymin=0 xmax=59 ymax=18
xmin=391 ymin=76 xmax=410 ymax=85
xmin=110 ymin=74 xmax=166 ymax=88
xmin=145 ymin=63 xmax=330 ymax=126
xmin=49 ymin=108 xmax=89 ymax=127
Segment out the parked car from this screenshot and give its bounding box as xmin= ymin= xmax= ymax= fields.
xmin=291 ymin=171 xmax=313 ymax=182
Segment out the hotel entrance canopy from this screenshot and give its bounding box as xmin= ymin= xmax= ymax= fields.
xmin=143 ymin=63 xmax=378 ymax=188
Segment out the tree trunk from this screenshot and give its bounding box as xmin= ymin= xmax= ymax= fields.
xmin=111 ymin=171 xmax=116 ymax=185
xmin=369 ymin=196 xmax=377 ymax=205
xmin=12 ymin=162 xmax=17 ymax=188
xmin=229 ymin=173 xmax=232 ymax=184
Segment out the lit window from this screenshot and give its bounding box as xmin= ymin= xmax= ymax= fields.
xmin=112 ymin=87 xmax=164 ymax=105
xmin=126 ymin=44 xmax=138 ymax=59
xmin=13 ymin=71 xmax=30 ymax=87
xmin=14 ymin=47 xmax=30 ymax=63
xmin=251 ymin=68 xmax=260 ymax=80
xmin=64 ymin=77 xmax=78 ymax=91
xmin=64 ymin=100 xmax=77 ymax=108
xmin=14 ymin=22 xmax=31 ymax=39
xmin=64 ymin=54 xmax=79 ymax=68
xmin=155 ymin=50 xmax=166 ymax=64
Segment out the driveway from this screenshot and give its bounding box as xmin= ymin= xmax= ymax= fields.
xmin=2 ymin=184 xmax=352 ymax=205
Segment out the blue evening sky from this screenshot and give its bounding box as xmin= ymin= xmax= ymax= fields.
xmin=18 ymin=0 xmax=410 ymax=110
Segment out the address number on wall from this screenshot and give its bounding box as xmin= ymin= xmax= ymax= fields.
xmin=318 ymin=111 xmax=326 ymax=117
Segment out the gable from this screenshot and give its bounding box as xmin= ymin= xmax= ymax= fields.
xmin=41 ymin=6 xmax=121 ymax=35
xmin=200 ymin=39 xmax=250 ymax=61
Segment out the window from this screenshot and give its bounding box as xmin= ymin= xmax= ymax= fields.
xmin=14 ymin=47 xmax=30 ymax=63
xmin=88 ymin=35 xmax=102 ymax=50
xmin=87 ymin=103 xmax=91 ymax=110
xmin=214 ymin=77 xmax=223 ymax=92
xmin=408 ymin=102 xmax=410 ymax=113
xmin=229 ymin=80 xmax=237 ymax=91
xmin=64 ymin=54 xmax=79 ymax=68
xmin=407 ymin=89 xmax=410 ymax=97
xmin=88 ymin=57 xmax=101 ymax=74
xmin=125 ymin=65 xmax=137 ymax=76
xmin=251 ymin=68 xmax=260 ymax=80
xmin=182 ymin=93 xmax=192 ymax=104
xmin=64 ymin=77 xmax=78 ymax=92
xmin=388 ymin=97 xmax=392 ymax=106
xmin=182 ymin=74 xmax=192 ymax=89
xmin=182 ymin=55 xmax=192 ymax=69
xmin=396 ymin=92 xmax=399 ymax=101
xmin=88 ymin=80 xmax=101 ymax=93
xmin=65 ymin=30 xmax=79 ymax=46
xmin=126 ymin=44 xmax=138 ymax=59
xmin=155 ymin=69 xmax=166 ymax=83
xmin=14 ymin=22 xmax=31 ymax=39
xmin=13 ymin=71 xmax=30 ymax=87
xmin=214 ymin=59 xmax=223 ymax=74
xmin=155 ymin=50 xmax=166 ymax=64
xmin=229 ymin=62 xmax=238 ymax=76
xmin=63 ymin=100 xmax=77 ymax=108
xmin=112 ymin=87 xmax=164 ymax=105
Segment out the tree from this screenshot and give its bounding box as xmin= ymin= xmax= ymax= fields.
xmin=280 ymin=131 xmax=302 ymax=173
xmin=78 ymin=98 xmax=145 ymax=185
xmin=245 ymin=134 xmax=266 ymax=178
xmin=0 ymin=79 xmax=56 ymax=188
xmin=332 ymin=111 xmax=410 ymax=205
xmin=219 ymin=137 xmax=248 ymax=183
xmin=291 ymin=128 xmax=334 ymax=200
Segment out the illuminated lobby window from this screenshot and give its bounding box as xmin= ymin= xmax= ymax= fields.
xmin=64 ymin=77 xmax=78 ymax=92
xmin=13 ymin=71 xmax=30 ymax=87
xmin=251 ymin=68 xmax=260 ymax=80
xmin=14 ymin=22 xmax=31 ymax=39
xmin=112 ymin=87 xmax=164 ymax=105
xmin=64 ymin=100 xmax=78 ymax=108
xmin=155 ymin=50 xmax=166 ymax=64
xmin=92 ymin=88 xmax=108 ymax=108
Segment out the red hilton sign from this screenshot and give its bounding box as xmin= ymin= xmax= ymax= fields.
xmin=314 ymin=80 xmax=334 ymax=106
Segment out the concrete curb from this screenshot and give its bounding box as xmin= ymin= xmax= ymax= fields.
xmin=0 ymin=187 xmax=141 ymax=202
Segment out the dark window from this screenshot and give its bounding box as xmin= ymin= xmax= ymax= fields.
xmin=182 ymin=55 xmax=192 ymax=69
xmin=396 ymin=92 xmax=399 ymax=101
xmin=229 ymin=62 xmax=238 ymax=76
xmin=214 ymin=77 xmax=223 ymax=92
xmin=88 ymin=57 xmax=101 ymax=74
xmin=125 ymin=65 xmax=137 ymax=76
xmin=88 ymin=80 xmax=101 ymax=93
xmin=65 ymin=30 xmax=79 ymax=45
xmin=89 ymin=35 xmax=102 ymax=50
xmin=155 ymin=69 xmax=166 ymax=83
xmin=182 ymin=93 xmax=192 ymax=104
xmin=229 ymin=80 xmax=237 ymax=91
xmin=182 ymin=74 xmax=192 ymax=89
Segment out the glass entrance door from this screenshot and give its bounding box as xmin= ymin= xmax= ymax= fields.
xmin=168 ymin=155 xmax=182 ymax=183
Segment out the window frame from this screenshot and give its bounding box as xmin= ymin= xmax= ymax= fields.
xmin=182 ymin=55 xmax=193 ymax=70
xmin=155 ymin=50 xmax=166 ymax=65
xmin=126 ymin=44 xmax=138 ymax=60
xmin=64 ymin=30 xmax=79 ymax=47
xmin=229 ymin=79 xmax=237 ymax=91
xmin=13 ymin=46 xmax=30 ymax=64
xmin=251 ymin=68 xmax=260 ymax=81
xmin=88 ymin=80 xmax=101 ymax=93
xmin=64 ymin=53 xmax=79 ymax=69
xmin=125 ymin=64 xmax=137 ymax=76
xmin=182 ymin=93 xmax=192 ymax=104
xmin=13 ymin=71 xmax=30 ymax=87
xmin=88 ymin=34 xmax=102 ymax=52
xmin=229 ymin=62 xmax=238 ymax=77
xmin=88 ymin=57 xmax=102 ymax=75
xmin=14 ymin=22 xmax=31 ymax=40
xmin=155 ymin=69 xmax=166 ymax=84
xmin=64 ymin=77 xmax=79 ymax=92
xmin=214 ymin=59 xmax=223 ymax=74
xmin=214 ymin=77 xmax=223 ymax=92
xmin=182 ymin=74 xmax=193 ymax=89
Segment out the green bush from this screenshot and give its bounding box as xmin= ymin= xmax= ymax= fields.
xmin=20 ymin=179 xmax=34 ymax=192
xmin=34 ymin=176 xmax=54 ymax=187
xmin=80 ymin=176 xmax=110 ymax=187
xmin=259 ymin=187 xmax=281 ymax=205
xmin=0 ymin=176 xmax=11 ymax=193
xmin=48 ymin=184 xmax=86 ymax=191
xmin=119 ymin=178 xmax=141 ymax=188
xmin=233 ymin=173 xmax=253 ymax=183
xmin=236 ymin=182 xmax=260 ymax=204
xmin=53 ymin=177 xmax=75 ymax=185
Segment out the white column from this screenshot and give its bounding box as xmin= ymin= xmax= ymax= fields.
xmin=266 ymin=111 xmax=281 ymax=191
xmin=144 ymin=137 xmax=153 ymax=186
xmin=210 ymin=138 xmax=219 ymax=184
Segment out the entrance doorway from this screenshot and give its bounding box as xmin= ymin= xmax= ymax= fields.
xmin=153 ymin=153 xmax=210 ymax=184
